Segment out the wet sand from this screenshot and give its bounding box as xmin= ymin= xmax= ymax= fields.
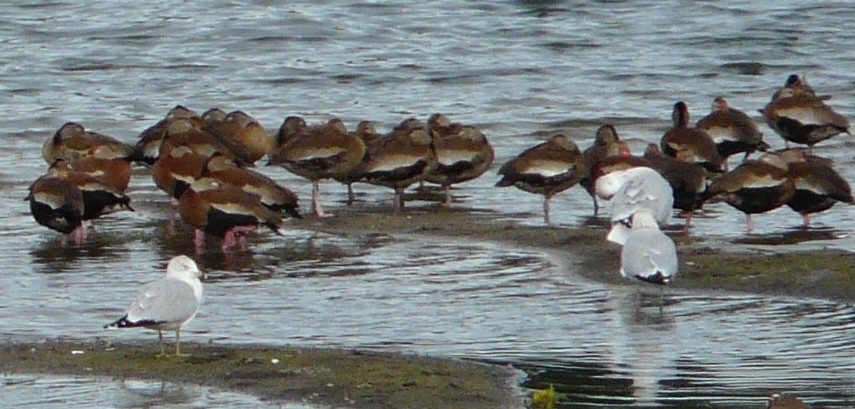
xmin=307 ymin=203 xmax=855 ymax=302
xmin=2 ymin=202 xmax=852 ymax=408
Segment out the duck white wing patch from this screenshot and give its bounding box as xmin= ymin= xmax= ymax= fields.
xmin=741 ymin=174 xmax=785 ymax=189
xmin=776 ymin=106 xmax=827 ymax=126
xmin=437 ymin=150 xmax=476 ymax=166
xmin=296 ymin=147 xmax=346 ymax=160
xmin=368 ymin=155 xmax=424 ymax=172
xmin=33 ymin=191 xmax=67 ymax=209
xmin=525 ymin=159 xmax=573 ymax=177
xmin=704 ymin=126 xmax=738 ymax=143
xmin=210 ymin=202 xmax=259 ymax=217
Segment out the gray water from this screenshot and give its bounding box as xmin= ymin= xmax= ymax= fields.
xmin=1 ymin=375 xmax=309 ymax=408
xmin=1 ymin=1 xmax=853 ymax=408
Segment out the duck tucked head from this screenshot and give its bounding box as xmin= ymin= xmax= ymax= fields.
xmin=671 ymin=101 xmax=691 ymax=128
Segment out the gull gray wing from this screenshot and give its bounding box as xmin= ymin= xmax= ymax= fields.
xmin=125 ymin=277 xmax=200 ymax=329
xmin=620 ymin=229 xmax=678 ymax=284
xmin=611 ymin=169 xmax=673 ymax=225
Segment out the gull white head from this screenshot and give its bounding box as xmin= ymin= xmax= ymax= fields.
xmin=166 ymin=255 xmax=203 ymax=279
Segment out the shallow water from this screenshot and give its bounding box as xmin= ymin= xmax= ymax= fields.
xmin=0 ymin=375 xmax=307 ymax=408
xmin=1 ymin=1 xmax=854 ymax=408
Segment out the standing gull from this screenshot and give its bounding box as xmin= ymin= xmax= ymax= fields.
xmin=596 ymin=166 xmax=673 ymax=245
xmin=620 ymin=209 xmax=678 ymax=285
xmin=105 ymin=255 xmax=205 ymax=357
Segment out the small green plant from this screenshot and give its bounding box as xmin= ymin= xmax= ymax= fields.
xmin=531 ymin=384 xmax=557 ymax=409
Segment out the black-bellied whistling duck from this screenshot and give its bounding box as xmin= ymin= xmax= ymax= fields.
xmin=159 ymin=118 xmax=251 ymax=166
xmin=205 ymin=110 xmax=272 ymax=164
xmin=178 ymin=177 xmax=284 ymax=251
xmin=423 ymin=114 xmax=494 ymax=205
xmin=43 ymin=122 xmax=133 ymax=164
xmin=152 ymin=145 xmax=209 ymax=203
xmin=644 ymin=143 xmax=708 ymax=229
xmin=496 ymin=134 xmax=587 ymax=225
xmin=133 ymin=105 xmax=204 ymax=166
xmin=701 ymin=152 xmax=795 ymax=233
xmin=762 ymin=79 xmax=850 ymax=148
xmin=580 ymin=124 xmax=622 ymax=215
xmin=47 ymin=160 xmax=134 ymax=223
xmin=205 ymin=155 xmax=302 ymax=219
xmin=273 ymin=115 xmax=308 ymax=148
xmin=336 ymin=120 xmax=381 ymax=205
xmin=202 ymin=107 xmax=227 ymax=124
xmin=25 ymin=174 xmax=85 ymax=241
xmin=360 ymin=118 xmax=437 ymax=212
xmin=695 ymin=97 xmax=769 ymax=167
xmin=68 ymin=145 xmax=133 ymax=193
xmin=776 ymin=148 xmax=853 ymax=227
xmin=269 ymin=118 xmax=367 ymax=216
xmin=661 ymin=101 xmax=724 ymax=173
xmin=771 ymin=74 xmax=826 ymax=101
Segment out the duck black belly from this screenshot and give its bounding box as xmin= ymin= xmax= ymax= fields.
xmin=725 ymin=185 xmax=792 ymax=214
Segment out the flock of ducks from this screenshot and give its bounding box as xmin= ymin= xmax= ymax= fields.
xmin=23 ymin=74 xmax=853 ymax=297
xmin=496 ymin=74 xmax=853 ymax=233
xmin=24 ymin=76 xmax=833 ymax=409
xmin=27 ymin=107 xmax=495 ymax=250
xmin=26 ymin=74 xmax=853 ymax=252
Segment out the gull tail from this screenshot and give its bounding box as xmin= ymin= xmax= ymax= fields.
xmin=104 ymin=314 xmax=151 ymax=329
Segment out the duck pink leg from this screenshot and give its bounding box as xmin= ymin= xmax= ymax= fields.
xmin=194 ymin=229 xmax=205 ymax=252
xmin=312 ymin=180 xmax=326 ymax=217
xmin=393 ymin=188 xmax=405 ymax=212
xmin=347 ymin=183 xmax=355 ymax=206
xmin=802 ymin=213 xmax=811 ymax=228
xmin=543 ymin=196 xmax=552 ymax=225
xmin=74 ymin=225 xmax=86 ymax=244
xmin=166 ymin=214 xmax=175 ymax=236
xmin=221 ymin=230 xmax=238 ymax=251
xmin=745 ymin=214 xmax=754 ymax=234
xmin=683 ymin=210 xmax=694 ymax=232
xmin=443 ymin=185 xmax=452 ymax=206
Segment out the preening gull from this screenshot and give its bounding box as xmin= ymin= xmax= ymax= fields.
xmin=105 ymin=255 xmax=204 ymax=357
xmin=597 ymin=167 xmax=673 ymax=245
xmin=619 ymin=209 xmax=678 ymax=285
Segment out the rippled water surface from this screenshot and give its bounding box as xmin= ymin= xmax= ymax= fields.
xmin=1 ymin=375 xmax=305 ymax=408
xmin=1 ymin=1 xmax=854 ymax=408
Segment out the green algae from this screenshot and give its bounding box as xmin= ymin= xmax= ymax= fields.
xmin=0 ymin=341 xmax=523 ymax=409
xmin=681 ymin=249 xmax=855 ymax=300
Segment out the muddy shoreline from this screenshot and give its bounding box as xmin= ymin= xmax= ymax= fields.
xmin=0 ymin=341 xmax=526 ymax=409
xmin=3 ymin=203 xmax=852 ymax=408
xmin=307 ymin=203 xmax=855 ymax=303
